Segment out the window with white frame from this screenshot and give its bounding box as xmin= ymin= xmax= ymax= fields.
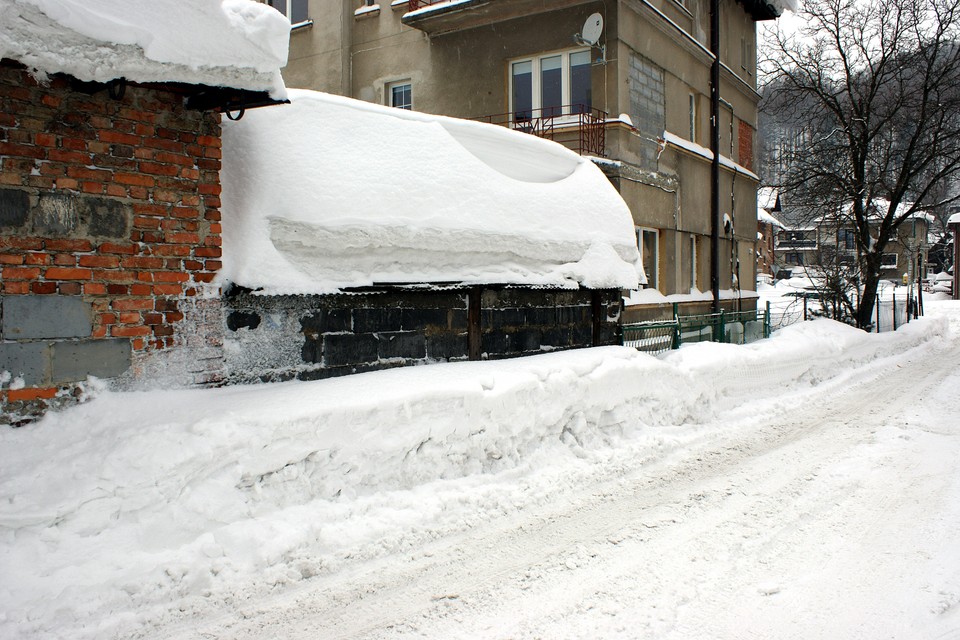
xmin=636 ymin=227 xmax=659 ymax=289
xmin=881 ymin=253 xmax=898 ymax=268
xmin=689 ymin=234 xmax=698 ymax=290
xmin=510 ymin=50 xmax=592 ymax=121
xmin=387 ymin=81 xmax=412 ymax=110
xmin=267 ymin=0 xmax=309 ymax=25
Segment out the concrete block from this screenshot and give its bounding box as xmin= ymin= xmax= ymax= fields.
xmin=2 ymin=295 xmax=93 ymax=339
xmin=0 ymin=188 xmax=29 ymax=228
xmin=84 ymin=197 xmax=129 ymax=238
xmin=0 ymin=341 xmax=51 ymax=385
xmin=33 ymin=192 xmax=79 ymax=235
xmin=323 ymin=333 xmax=378 ymax=366
xmin=426 ymin=333 xmax=468 ymax=360
xmin=51 ymin=339 xmax=131 ymax=383
xmin=378 ymin=331 xmax=425 ymax=360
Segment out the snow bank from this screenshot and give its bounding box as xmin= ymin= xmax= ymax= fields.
xmin=0 ymin=0 xmax=289 ymax=97
xmin=219 ymin=89 xmax=642 ymax=294
xmin=0 ymin=308 xmax=952 ymax=639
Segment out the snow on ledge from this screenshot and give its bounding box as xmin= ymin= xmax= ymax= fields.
xmin=0 ymin=0 xmax=290 ymax=97
xmin=220 ymin=90 xmax=643 ymax=295
xmin=948 ymin=212 xmax=960 ymax=226
xmin=662 ymin=131 xmax=760 ymax=181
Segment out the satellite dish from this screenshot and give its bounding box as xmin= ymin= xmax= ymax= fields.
xmin=580 ymin=13 xmax=604 ymax=46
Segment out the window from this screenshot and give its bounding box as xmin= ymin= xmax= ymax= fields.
xmin=785 ymin=252 xmax=804 ymax=266
xmin=267 ymin=0 xmax=308 ymax=25
xmin=388 ymin=81 xmax=412 ymax=110
xmin=510 ymin=50 xmax=592 ymax=121
xmin=740 ymin=37 xmax=753 ymax=76
xmin=838 ymin=228 xmax=856 ymax=251
xmin=689 ymin=235 xmax=698 ymax=290
xmin=881 ymin=253 xmax=898 ymax=268
xmin=636 ymin=227 xmax=659 ymax=289
xmin=688 ymin=93 xmax=698 ymax=143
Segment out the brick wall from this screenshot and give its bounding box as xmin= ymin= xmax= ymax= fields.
xmin=0 ymin=62 xmax=225 ymax=422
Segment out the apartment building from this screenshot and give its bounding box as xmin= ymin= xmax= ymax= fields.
xmin=264 ymin=0 xmax=786 ymax=315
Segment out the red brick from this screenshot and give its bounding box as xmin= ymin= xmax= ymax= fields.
xmin=53 ymin=254 xmax=76 ymax=266
xmin=7 ymin=387 xmax=58 ymax=402
xmin=153 ymin=324 xmax=175 ymax=337
xmin=40 ymin=94 xmax=61 ymax=108
xmin=81 ymin=181 xmax=104 ymax=194
xmin=3 ymin=282 xmax=29 ymax=294
xmin=197 ymin=134 xmax=221 ymax=148
xmin=78 ymin=255 xmax=120 ymax=268
xmin=121 ymin=256 xmax=164 ymax=269
xmin=0 ymin=254 xmax=23 ymax=265
xmin=0 ymin=237 xmax=43 ymax=251
xmin=111 ymin=325 xmax=152 ymax=337
xmin=154 ymin=271 xmax=189 ymax=283
xmin=152 ymin=284 xmax=182 ymax=295
xmin=67 ymin=166 xmax=111 ymax=181
xmin=96 ymin=270 xmax=135 ymax=282
xmin=143 ymin=312 xmax=163 ymax=325
xmin=55 ymin=178 xmax=80 ymax=190
xmin=58 ymin=282 xmax=81 ymax=295
xmin=2 ymin=266 xmax=41 ymax=280
xmin=131 ymin=283 xmax=152 ymax=296
xmin=204 ymin=260 xmax=223 ymax=271
xmin=165 ymin=311 xmax=185 ymax=322
xmin=139 ymin=162 xmax=179 ymax=176
xmin=165 ymin=232 xmax=199 ymax=244
xmin=45 ymin=267 xmax=92 ymax=280
xmin=105 ymin=184 xmax=127 ymax=198
xmin=99 ymin=242 xmax=138 ymax=255
xmin=99 ymin=313 xmax=117 ymax=325
xmin=114 ymin=172 xmax=155 ymax=187
xmin=24 ymin=253 xmax=50 ymax=265
xmin=153 ymin=244 xmax=191 ymax=257
xmin=91 ymin=326 xmax=108 ymax=339
xmin=52 ymin=150 xmax=95 ymax=165
xmin=194 ymin=247 xmax=221 ymax=258
xmin=99 ymin=130 xmax=140 ymax=146
xmin=31 ymin=281 xmax=58 ymax=294
xmin=45 ymin=239 xmax=92 ymax=252
xmin=34 ymin=132 xmax=57 ymax=147
xmin=155 ymin=151 xmax=193 ymax=166
xmin=119 ymin=312 xmax=141 ymax=324
xmin=84 ymin=282 xmax=108 ymax=295
xmin=0 ymin=142 xmax=45 ymax=160
xmin=112 ymin=298 xmax=154 ymax=311
xmin=172 ymin=207 xmax=199 ymax=219
xmin=106 ymin=284 xmax=128 ymax=295
xmin=193 ymin=272 xmax=216 ymax=283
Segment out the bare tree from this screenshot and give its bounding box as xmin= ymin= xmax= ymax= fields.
xmin=762 ymin=0 xmax=960 ymax=328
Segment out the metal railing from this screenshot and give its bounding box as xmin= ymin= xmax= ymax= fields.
xmin=475 ymin=105 xmax=608 ymax=157
xmin=622 ymin=304 xmax=773 ymax=356
xmin=408 ymin=0 xmax=441 ymax=9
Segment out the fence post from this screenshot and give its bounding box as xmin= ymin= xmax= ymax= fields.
xmin=672 ymin=303 xmax=680 ymax=349
xmin=892 ymin=295 xmax=898 ymax=331
xmin=765 ymin=300 xmax=771 ymax=338
xmin=719 ymin=309 xmax=726 ymax=343
xmin=803 ymin=296 xmax=808 ymax=321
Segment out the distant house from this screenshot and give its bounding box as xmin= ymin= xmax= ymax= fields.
xmin=0 ymin=0 xmax=290 ymax=423
xmin=756 ymin=187 xmax=784 ymax=279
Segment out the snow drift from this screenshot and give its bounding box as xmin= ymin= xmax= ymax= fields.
xmin=219 ymin=90 xmax=643 ymax=294
xmin=0 ymin=0 xmax=289 ymax=97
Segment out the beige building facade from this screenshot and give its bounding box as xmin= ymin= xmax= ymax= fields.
xmin=263 ymin=0 xmax=781 ymax=311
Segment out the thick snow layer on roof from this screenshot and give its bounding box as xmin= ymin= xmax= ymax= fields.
xmin=0 ymin=0 xmax=289 ymax=97
xmin=948 ymin=212 xmax=960 ymax=225
xmin=220 ymin=90 xmax=643 ymax=294
xmin=758 ymin=210 xmax=784 ymax=227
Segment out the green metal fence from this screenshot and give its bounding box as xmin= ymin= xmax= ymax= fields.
xmin=622 ymin=303 xmax=773 ymax=355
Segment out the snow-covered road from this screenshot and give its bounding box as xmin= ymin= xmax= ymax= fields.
xmin=162 ymin=306 xmax=960 ymax=640
xmin=3 ymin=304 xmax=959 ymax=640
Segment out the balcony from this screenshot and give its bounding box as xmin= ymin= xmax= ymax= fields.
xmin=476 ymin=105 xmax=607 ymax=157
xmin=404 ymin=0 xmax=596 ymax=36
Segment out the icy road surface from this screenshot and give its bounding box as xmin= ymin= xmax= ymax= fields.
xmin=149 ymin=306 xmax=960 ymax=640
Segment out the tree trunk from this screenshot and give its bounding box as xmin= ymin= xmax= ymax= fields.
xmin=857 ymin=256 xmax=882 ymax=330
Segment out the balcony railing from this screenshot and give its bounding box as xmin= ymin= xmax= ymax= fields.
xmin=475 ymin=105 xmax=608 ymax=157
xmin=407 ymin=0 xmax=448 ymax=10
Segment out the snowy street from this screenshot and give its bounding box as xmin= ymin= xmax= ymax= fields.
xmin=173 ymin=305 xmax=960 ymax=640
xmin=2 ymin=303 xmax=960 ymax=639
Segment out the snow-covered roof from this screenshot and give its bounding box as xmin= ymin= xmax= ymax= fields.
xmin=661 ymin=131 xmax=760 ymax=182
xmin=757 ymin=186 xmax=779 ymax=211
xmin=758 ymin=210 xmax=784 ymax=228
xmin=220 ymin=90 xmax=643 ymax=295
xmin=0 ymin=0 xmax=289 ymax=97
xmin=948 ymin=212 xmax=960 ymax=226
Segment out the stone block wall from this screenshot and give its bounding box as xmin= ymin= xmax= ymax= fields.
xmin=223 ymin=287 xmax=622 ymax=384
xmin=0 ymin=63 xmax=225 ymax=422
xmin=628 ymin=51 xmax=665 ymax=171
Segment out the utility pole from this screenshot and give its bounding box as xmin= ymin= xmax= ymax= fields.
xmin=710 ymin=0 xmax=721 ymax=313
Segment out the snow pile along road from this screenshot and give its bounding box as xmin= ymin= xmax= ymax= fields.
xmin=0 ymin=306 xmax=957 ymax=639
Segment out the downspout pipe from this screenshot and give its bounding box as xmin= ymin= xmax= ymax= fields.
xmin=710 ymin=0 xmax=721 ymax=313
